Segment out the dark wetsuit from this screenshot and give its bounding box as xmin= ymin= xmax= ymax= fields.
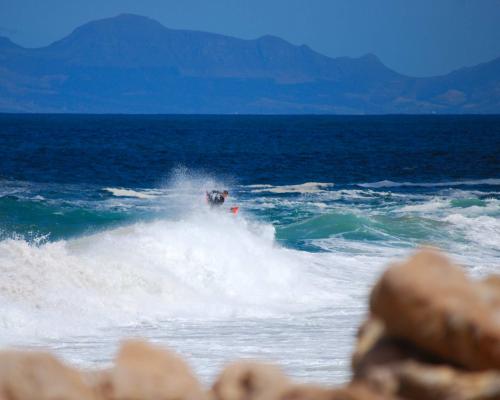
xmin=207 ymin=190 xmax=225 ymax=206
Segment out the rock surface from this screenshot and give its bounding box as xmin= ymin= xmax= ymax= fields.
xmin=370 ymin=249 xmax=500 ymax=370
xmin=0 ymin=350 xmax=95 ymax=400
xmin=281 ymin=384 xmax=393 ymax=400
xmin=90 ymin=340 xmax=205 ymax=400
xmin=352 ymin=318 xmax=500 ymax=399
xmin=211 ymin=361 xmax=290 ymax=400
xmin=352 ymin=317 xmax=441 ymax=380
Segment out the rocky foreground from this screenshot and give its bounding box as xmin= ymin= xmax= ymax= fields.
xmin=1 ymin=249 xmax=499 ymax=400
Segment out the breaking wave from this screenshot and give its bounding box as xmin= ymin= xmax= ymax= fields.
xmin=0 ymin=208 xmax=343 ymax=340
xmin=1 ymin=174 xmax=498 ymax=343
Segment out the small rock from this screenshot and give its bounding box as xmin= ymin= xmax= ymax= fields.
xmin=92 ymin=340 xmax=205 ymax=400
xmin=211 ymin=361 xmax=290 ymax=400
xmin=0 ymin=350 xmax=95 ymax=400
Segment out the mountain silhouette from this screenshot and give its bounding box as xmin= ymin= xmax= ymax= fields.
xmin=0 ymin=14 xmax=499 ymax=113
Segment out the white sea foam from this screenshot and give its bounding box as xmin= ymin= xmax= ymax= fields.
xmin=104 ymin=187 xmax=159 ymax=199
xmin=358 ymin=178 xmax=500 ymax=189
xmin=249 ymin=182 xmax=334 ymax=194
xmin=399 ymin=199 xmax=449 ymax=213
xmin=0 ymin=209 xmax=345 ymax=341
xmin=443 ymin=214 xmax=500 ymax=250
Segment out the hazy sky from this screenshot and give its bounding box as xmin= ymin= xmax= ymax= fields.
xmin=1 ymin=0 xmax=499 ymax=77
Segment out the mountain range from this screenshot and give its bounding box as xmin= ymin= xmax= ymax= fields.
xmin=1 ymin=14 xmax=499 ymax=114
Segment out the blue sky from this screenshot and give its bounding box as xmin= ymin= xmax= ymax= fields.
xmin=1 ymin=0 xmax=499 ymax=77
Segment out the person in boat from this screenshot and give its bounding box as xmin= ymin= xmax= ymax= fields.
xmin=206 ymin=190 xmax=229 ymax=207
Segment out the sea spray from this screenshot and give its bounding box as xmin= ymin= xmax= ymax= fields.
xmin=0 ymin=208 xmax=343 ymax=340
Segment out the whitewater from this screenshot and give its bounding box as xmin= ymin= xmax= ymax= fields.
xmin=0 ymin=173 xmax=498 ymax=384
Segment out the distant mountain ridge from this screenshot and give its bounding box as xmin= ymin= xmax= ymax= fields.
xmin=0 ymin=13 xmax=499 ymax=113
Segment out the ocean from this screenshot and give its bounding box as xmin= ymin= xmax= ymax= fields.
xmin=0 ymin=114 xmax=499 ymax=384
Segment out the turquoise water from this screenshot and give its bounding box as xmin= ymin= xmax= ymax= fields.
xmin=0 ymin=115 xmax=499 ymax=383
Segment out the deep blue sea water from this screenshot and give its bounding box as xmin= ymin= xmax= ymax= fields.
xmin=0 ymin=114 xmax=499 ymax=384
xmin=1 ymin=114 xmax=499 ymax=186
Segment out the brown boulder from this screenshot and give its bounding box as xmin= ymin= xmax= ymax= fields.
xmin=353 ymin=317 xmax=500 ymax=399
xmin=478 ymin=276 xmax=500 ymax=308
xmin=211 ymin=361 xmax=290 ymax=400
xmin=362 ymin=360 xmax=500 ymax=400
xmin=91 ymin=340 xmax=205 ymax=400
xmin=352 ymin=317 xmax=441 ymax=380
xmin=370 ymin=249 xmax=500 ymax=369
xmin=83 ymin=369 xmax=113 ymax=400
xmin=0 ymin=350 xmax=95 ymax=400
xmin=281 ymin=384 xmax=393 ymax=400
